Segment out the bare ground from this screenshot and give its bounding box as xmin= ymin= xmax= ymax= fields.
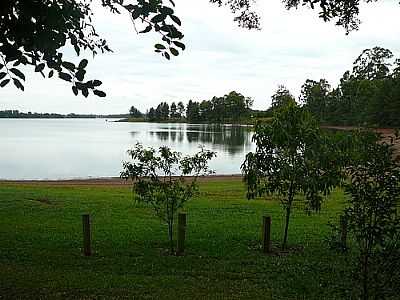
xmin=0 ymin=174 xmax=243 ymax=187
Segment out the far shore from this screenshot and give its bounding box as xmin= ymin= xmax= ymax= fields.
xmin=0 ymin=174 xmax=243 ymax=186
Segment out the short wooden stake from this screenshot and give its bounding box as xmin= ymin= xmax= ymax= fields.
xmin=262 ymin=216 xmax=272 ymax=253
xmin=340 ymin=215 xmax=347 ymax=249
xmin=82 ymin=214 xmax=91 ymax=256
xmin=176 ymin=213 xmax=187 ymax=256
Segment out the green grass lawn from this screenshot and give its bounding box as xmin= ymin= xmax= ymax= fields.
xmin=0 ymin=178 xmax=353 ymax=299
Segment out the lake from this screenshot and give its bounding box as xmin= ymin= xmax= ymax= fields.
xmin=0 ymin=119 xmax=255 ymax=180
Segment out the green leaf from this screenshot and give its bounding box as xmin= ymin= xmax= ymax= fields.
xmin=162 ymin=36 xmax=171 ymax=44
xmin=92 ymin=80 xmax=102 ymax=87
xmin=35 ymin=63 xmax=45 ymax=72
xmin=62 ymin=61 xmax=75 ymax=71
xmin=161 ymin=7 xmax=174 ymax=15
xmin=164 ymin=52 xmax=171 ymax=60
xmin=48 ymin=70 xmax=54 ymax=78
xmin=155 ymin=44 xmax=166 ymax=50
xmin=12 ymin=78 xmax=24 ymax=91
xmin=10 ymin=68 xmax=25 ymax=81
xmin=131 ymin=8 xmax=141 ymax=19
xmin=82 ymin=88 xmax=89 ymax=98
xmin=151 ymin=14 xmax=167 ymax=23
xmin=173 ymin=41 xmax=185 ymax=50
xmin=0 ymin=72 xmax=6 ymax=80
xmin=72 ymin=86 xmax=78 ymax=96
xmin=170 ymin=47 xmax=179 ymax=56
xmin=0 ymin=79 xmax=10 ymax=87
xmin=124 ymin=4 xmax=135 ymax=11
xmin=59 ymin=72 xmax=72 ymax=82
xmin=79 ymin=59 xmax=88 ymax=69
xmin=93 ymin=90 xmax=106 ymax=97
xmin=170 ymin=15 xmax=181 ymax=26
xmin=76 ymin=70 xmax=86 ymax=81
xmin=140 ymin=25 xmax=152 ymax=34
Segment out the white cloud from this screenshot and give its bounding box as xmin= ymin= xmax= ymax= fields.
xmin=1 ymin=0 xmax=400 ymax=113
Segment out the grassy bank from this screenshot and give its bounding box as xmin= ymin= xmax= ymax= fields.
xmin=0 ymin=178 xmax=353 ymax=299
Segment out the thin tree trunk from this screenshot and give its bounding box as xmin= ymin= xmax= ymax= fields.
xmin=282 ymin=204 xmax=292 ymax=250
xmin=362 ymin=251 xmax=369 ymax=300
xmin=282 ymin=180 xmax=294 ymax=250
xmin=168 ymin=220 xmax=174 ymax=253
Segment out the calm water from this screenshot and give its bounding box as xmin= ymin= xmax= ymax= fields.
xmin=0 ymin=119 xmax=255 ymax=180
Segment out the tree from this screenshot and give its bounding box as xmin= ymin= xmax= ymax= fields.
xmin=392 ymin=59 xmax=400 ymax=78
xmin=242 ymin=101 xmax=344 ymax=249
xmin=170 ymin=102 xmax=178 ymax=119
xmin=0 ymin=0 xmax=259 ymax=96
xmin=148 ymin=91 xmax=253 ymax=123
xmin=270 ymin=85 xmax=296 ymax=110
xmin=129 ymin=105 xmax=143 ymax=118
xmin=300 ymin=47 xmax=400 ymax=127
xmin=211 ymin=96 xmax=225 ymax=123
xmin=121 ymin=143 xmax=216 ymax=254
xmin=153 ymin=102 xmax=169 ymax=121
xmin=352 ymin=47 xmax=393 ymax=80
xmin=283 ymin=0 xmax=400 ymax=33
xmin=300 ymin=79 xmax=331 ymax=122
xmin=341 ymin=130 xmax=400 ymax=299
xmin=147 ymin=107 xmax=156 ymax=121
xmin=186 ymin=100 xmax=200 ymax=123
xmin=223 ymin=91 xmax=253 ymax=122
xmin=177 ymin=101 xmax=185 ymax=119
xmin=199 ymin=100 xmax=213 ymax=121
xmin=160 ymin=102 xmax=170 ymax=120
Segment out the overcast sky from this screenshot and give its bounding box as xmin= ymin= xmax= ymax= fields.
xmin=1 ymin=0 xmax=400 ymax=114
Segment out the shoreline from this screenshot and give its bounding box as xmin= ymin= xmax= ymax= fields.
xmin=0 ymin=174 xmax=243 ymax=186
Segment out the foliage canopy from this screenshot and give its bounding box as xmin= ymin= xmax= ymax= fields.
xmin=0 ymin=0 xmax=259 ymax=96
xmin=3 ymin=0 xmax=396 ymax=96
xmin=301 ymin=47 xmax=400 ymax=127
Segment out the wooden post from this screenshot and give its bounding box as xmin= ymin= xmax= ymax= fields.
xmin=262 ymin=216 xmax=272 ymax=254
xmin=340 ymin=215 xmax=347 ymax=249
xmin=82 ymin=214 xmax=91 ymax=256
xmin=176 ymin=213 xmax=187 ymax=256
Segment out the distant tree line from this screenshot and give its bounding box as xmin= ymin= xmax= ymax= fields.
xmin=0 ymin=110 xmax=128 ymax=119
xmin=129 ymin=106 xmax=143 ymax=118
xmin=146 ymin=101 xmax=185 ymax=122
xmin=297 ymin=47 xmax=400 ymax=127
xmin=144 ymin=91 xmax=253 ymax=123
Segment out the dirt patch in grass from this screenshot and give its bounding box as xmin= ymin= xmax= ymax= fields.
xmin=0 ymin=175 xmax=243 ymax=187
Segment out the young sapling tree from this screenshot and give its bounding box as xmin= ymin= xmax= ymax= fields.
xmin=121 ymin=143 xmax=216 ymax=254
xmin=242 ymin=101 xmax=345 ymax=249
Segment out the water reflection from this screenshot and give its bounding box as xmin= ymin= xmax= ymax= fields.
xmin=0 ymin=119 xmax=255 ymax=179
xmin=148 ymin=124 xmax=253 ymax=155
xmin=130 ymin=131 xmax=139 ymax=138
